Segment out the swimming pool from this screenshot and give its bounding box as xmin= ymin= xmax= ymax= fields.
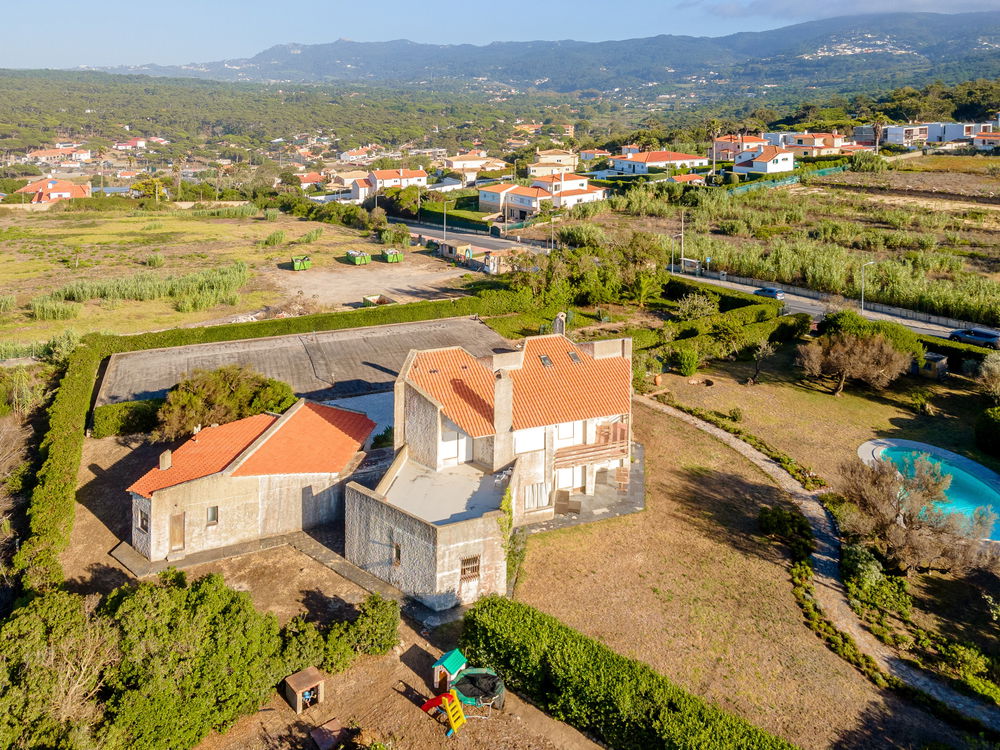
xmin=877 ymin=444 xmax=1000 ymax=542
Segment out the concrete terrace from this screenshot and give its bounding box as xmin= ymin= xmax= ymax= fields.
xmin=383 ymin=462 xmax=505 ymax=525
xmin=95 ymin=316 xmax=512 ymax=406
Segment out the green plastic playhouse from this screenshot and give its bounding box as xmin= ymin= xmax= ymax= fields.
xmin=291 ymin=255 xmax=312 ymax=271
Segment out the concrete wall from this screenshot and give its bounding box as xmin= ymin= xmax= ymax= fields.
xmin=130 ymin=493 xmax=152 ymax=559
xmin=436 ymin=512 xmax=506 ymax=608
xmin=344 ymin=481 xmax=439 ymax=604
xmin=401 ymin=383 xmax=440 ymax=469
xmin=144 ymin=471 xmax=342 ymax=561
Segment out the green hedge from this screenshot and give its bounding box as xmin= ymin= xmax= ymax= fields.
xmin=976 ymin=407 xmax=1000 ymax=458
xmin=670 ymin=303 xmax=777 ymax=340
xmin=917 ymin=334 xmax=992 ymax=372
xmin=663 ymin=275 xmax=779 ymax=312
xmin=13 ymin=289 xmax=530 ymax=591
xmin=91 ymin=399 xmax=164 ymax=438
xmin=460 ymin=597 xmax=795 ymax=750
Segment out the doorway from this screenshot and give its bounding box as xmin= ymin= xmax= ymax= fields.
xmin=169 ymin=512 xmax=185 ymax=552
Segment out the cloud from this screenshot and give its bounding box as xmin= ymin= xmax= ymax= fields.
xmin=677 ymin=0 xmax=999 ymax=19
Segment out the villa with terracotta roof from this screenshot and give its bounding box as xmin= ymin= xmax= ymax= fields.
xmin=526 ymin=148 xmax=579 ymax=178
xmin=709 ymin=134 xmax=768 ymax=162
xmin=608 ymin=150 xmax=709 ymax=175
xmin=15 ymin=178 xmax=91 ymax=204
xmin=344 ymin=333 xmax=633 ymax=610
xmin=732 ymin=144 xmax=795 ymax=176
xmin=126 ymin=399 xmax=375 ymax=562
xmin=477 ymin=174 xmax=606 ymax=220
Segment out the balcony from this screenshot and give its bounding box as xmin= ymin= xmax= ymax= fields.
xmin=553 ymin=440 xmax=629 ymax=469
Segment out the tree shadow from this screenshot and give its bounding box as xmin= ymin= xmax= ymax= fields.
xmin=910 ymin=569 xmax=1000 ymax=660
xmin=64 ymin=562 xmax=131 ymax=596
xmin=670 ymin=465 xmax=791 ymax=565
xmin=298 ymin=588 xmax=359 ymax=626
xmin=831 ymin=695 xmax=974 ymax=750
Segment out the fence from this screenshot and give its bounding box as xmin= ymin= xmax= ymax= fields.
xmin=681 ymin=268 xmax=976 ymax=331
xmin=724 ymin=165 xmax=849 ymax=196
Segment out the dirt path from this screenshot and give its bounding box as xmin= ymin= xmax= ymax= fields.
xmin=636 ymin=395 xmax=1000 ymax=734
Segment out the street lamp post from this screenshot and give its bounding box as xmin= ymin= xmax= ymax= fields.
xmin=860 ymin=261 xmax=876 ymax=312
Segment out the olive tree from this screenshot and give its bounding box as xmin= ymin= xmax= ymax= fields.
xmin=798 ymin=332 xmax=911 ymax=395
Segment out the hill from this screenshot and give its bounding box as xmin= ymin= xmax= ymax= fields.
xmin=91 ymin=12 xmax=1000 ymax=93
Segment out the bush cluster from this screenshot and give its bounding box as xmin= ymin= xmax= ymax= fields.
xmin=91 ymin=399 xmax=164 ymax=438
xmin=670 ymin=314 xmax=811 ymax=362
xmin=759 ymin=505 xmax=815 ymax=562
xmin=460 ymin=596 xmax=795 ymax=750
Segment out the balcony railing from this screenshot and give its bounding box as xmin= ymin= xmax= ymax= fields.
xmin=553 ymin=440 xmax=629 ymax=469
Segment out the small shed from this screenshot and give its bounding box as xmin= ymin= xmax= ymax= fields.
xmin=912 ymin=352 xmax=948 ymax=381
xmin=283 ymin=666 xmax=325 ymax=714
xmin=432 ymin=649 xmax=468 ymax=693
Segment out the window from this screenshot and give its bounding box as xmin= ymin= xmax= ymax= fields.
xmin=206 ymin=506 xmax=219 ymax=525
xmin=460 ymin=556 xmax=480 ymax=582
xmin=557 ymin=421 xmax=575 ymax=440
xmin=393 ymin=544 xmax=401 ymax=567
xmin=524 ymin=482 xmax=548 ymax=510
xmin=137 ymin=510 xmax=149 ymax=533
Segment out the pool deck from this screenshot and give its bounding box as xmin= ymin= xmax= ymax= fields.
xmin=858 ymin=437 xmax=1000 ymax=499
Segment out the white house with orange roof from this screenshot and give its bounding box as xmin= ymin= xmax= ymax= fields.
xmin=608 ymin=149 xmax=709 ymax=175
xmin=344 ymin=334 xmax=634 ymax=610
xmin=783 ymin=132 xmax=848 ymax=158
xmin=443 ymin=152 xmax=509 ymax=185
xmin=368 ymin=168 xmax=428 ymax=192
xmin=527 ymin=148 xmax=579 ymax=177
xmin=27 ymin=147 xmax=91 ymax=164
xmin=709 ymin=134 xmax=768 ymax=161
xmin=973 ymin=132 xmax=1000 ymax=151
xmin=126 ymin=399 xmax=375 ymax=562
xmin=15 ymin=178 xmax=91 ymax=204
xmin=732 ymin=144 xmax=795 ymax=175
xmin=477 ymin=174 xmax=606 ymax=220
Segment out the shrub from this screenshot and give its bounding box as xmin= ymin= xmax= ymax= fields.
xmin=675 ymin=347 xmax=700 ymax=376
xmin=976 ymin=407 xmax=1000 ymax=458
xmin=841 ymin=544 xmax=912 ymax=616
xmin=347 ymin=593 xmax=400 ymax=655
xmin=377 ymin=223 xmax=410 ymax=246
xmin=264 ymin=208 xmax=279 ymax=222
xmin=460 ymin=597 xmax=794 ymax=750
xmin=727 ymin=407 xmax=743 ymax=423
xmin=29 ymin=297 xmax=80 ymax=321
xmin=323 ymin=622 xmax=356 ymax=673
xmin=261 ymin=230 xmax=286 ymax=247
xmin=918 ymin=334 xmax=991 ymax=373
xmin=759 ymin=506 xmax=815 ymax=562
xmin=295 ymin=228 xmax=323 ymax=244
xmin=91 ymin=399 xmax=164 ymax=438
xmin=0 ymin=294 xmax=15 ymax=313
xmin=557 ymin=223 xmax=607 ymax=247
xmin=144 ymin=252 xmax=165 ymax=268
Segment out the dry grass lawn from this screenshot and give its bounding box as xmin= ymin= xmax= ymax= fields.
xmin=516 ymin=403 xmax=968 ymax=749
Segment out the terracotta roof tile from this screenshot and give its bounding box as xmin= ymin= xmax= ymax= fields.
xmin=407 ymin=348 xmax=496 ymax=438
xmin=233 ymin=402 xmax=374 ymax=476
xmin=127 ymin=414 xmax=276 ymax=498
xmin=611 ymin=150 xmax=705 ymax=164
xmin=371 ymin=169 xmax=427 ymax=180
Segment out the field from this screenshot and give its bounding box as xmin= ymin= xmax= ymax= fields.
xmin=516 ymin=403 xmax=969 ymax=749
xmin=0 ymin=207 xmax=467 ymax=345
xmin=816 ymin=156 xmax=1000 ymax=199
xmin=896 ymin=154 xmax=1000 ymax=175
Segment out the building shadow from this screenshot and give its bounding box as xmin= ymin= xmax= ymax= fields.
xmin=64 ymin=562 xmax=132 ymax=596
xmin=298 ymin=587 xmax=358 ymax=625
xmin=399 ymin=643 xmax=437 ymax=693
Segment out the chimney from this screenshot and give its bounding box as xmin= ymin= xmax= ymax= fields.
xmin=159 ymin=450 xmax=172 ymax=471
xmin=553 ymin=312 xmax=567 ymax=336
xmin=492 ymin=369 xmax=514 ymax=470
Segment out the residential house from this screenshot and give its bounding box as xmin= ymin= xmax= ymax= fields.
xmin=477 ymin=174 xmax=605 ymax=220
xmin=973 ymin=133 xmax=1000 ymax=151
xmin=852 ymin=124 xmax=928 ymax=148
xmin=709 ymin=134 xmax=768 ymax=161
xmin=925 ymin=122 xmax=993 ymax=143
xmin=620 ymin=144 xmax=641 ymax=155
xmin=527 ymin=148 xmax=579 ymax=177
xmin=514 ymin=122 xmax=543 ymax=135
xmin=15 ymin=178 xmax=91 ymax=204
xmin=368 ymin=168 xmax=428 ymax=192
xmin=113 ymin=137 xmax=153 ymax=151
xmin=443 ymin=152 xmax=509 ymax=185
xmin=607 ymin=150 xmax=708 ymax=175
xmin=783 ymin=132 xmax=847 ymax=158
xmin=732 ymin=145 xmax=795 ymax=175
xmin=579 ymin=149 xmax=611 ymax=161
xmin=27 ymin=147 xmax=91 ymax=164
xmin=127 ymin=400 xmax=375 ymax=562
xmin=344 ymin=334 xmax=633 ymax=610
xmin=296 ymin=172 xmax=326 ymax=189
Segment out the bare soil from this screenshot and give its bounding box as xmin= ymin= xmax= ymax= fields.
xmin=515 ymin=403 xmax=969 ymax=750
xmin=816 ymin=170 xmax=1000 ymax=199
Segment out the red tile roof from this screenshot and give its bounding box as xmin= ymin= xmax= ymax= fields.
xmin=976 ymin=133 xmax=1000 ymax=140
xmin=297 ymin=172 xmax=324 ymax=183
xmin=742 ymin=145 xmax=793 ymax=163
xmin=404 ymin=335 xmax=631 ymax=437
xmin=509 ymin=336 xmax=631 ymax=430
xmin=478 ymin=183 xmax=516 ymax=194
xmin=509 ymin=186 xmax=552 ymax=199
xmin=612 ymin=150 xmax=705 ymax=163
xmin=127 ymin=401 xmax=374 ymax=498
xmin=715 ymin=135 xmax=767 ymax=144
xmin=233 ymin=402 xmax=375 ymax=476
xmin=532 ymin=173 xmax=586 ymax=183
xmin=407 ymin=348 xmax=496 ymax=438
xmin=670 ymin=173 xmax=705 ymax=182
xmin=128 ymin=414 xmax=276 ymax=498
xmin=15 ymin=179 xmax=90 ymax=203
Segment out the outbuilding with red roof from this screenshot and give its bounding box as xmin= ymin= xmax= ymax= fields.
xmin=127 ymin=399 xmax=375 ymax=562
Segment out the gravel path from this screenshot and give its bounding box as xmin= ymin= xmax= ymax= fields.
xmin=636 ymin=395 xmax=1000 ymax=732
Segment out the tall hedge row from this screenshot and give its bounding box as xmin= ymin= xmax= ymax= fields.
xmin=916 ymin=334 xmax=992 ymax=372
xmin=13 ymin=290 xmax=529 ymax=591
xmin=663 ymin=275 xmax=780 ymax=312
xmin=669 ymin=303 xmax=778 ymax=340
xmin=671 ymin=313 xmax=812 ymax=360
xmin=91 ymin=399 xmax=164 ymax=439
xmin=460 ymin=597 xmax=795 ymax=750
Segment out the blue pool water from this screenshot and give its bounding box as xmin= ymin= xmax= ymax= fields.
xmin=881 ymin=447 xmax=1000 ymax=541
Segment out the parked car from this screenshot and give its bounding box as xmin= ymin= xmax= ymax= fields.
xmin=753 ymin=287 xmax=785 ymax=300
xmin=949 ymin=328 xmax=1000 ymax=349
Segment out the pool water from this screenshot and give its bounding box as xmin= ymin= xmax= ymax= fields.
xmin=881 ymin=447 xmax=1000 ymax=541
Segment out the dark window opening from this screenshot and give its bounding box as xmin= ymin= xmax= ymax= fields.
xmin=207 ymin=506 xmax=219 ymax=525
xmin=460 ymin=555 xmax=480 ymax=581
xmin=393 ymin=543 xmax=402 ymax=567
xmin=138 ymin=510 xmax=149 ymax=533
xmin=568 ymin=351 xmax=582 ymax=364
xmin=539 ymin=355 xmax=553 ymax=368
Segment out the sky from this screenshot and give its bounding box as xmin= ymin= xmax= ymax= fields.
xmin=1 ymin=0 xmax=996 ymax=69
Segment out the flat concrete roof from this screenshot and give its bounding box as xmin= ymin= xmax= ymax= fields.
xmin=383 ymin=461 xmax=503 ymax=526
xmin=95 ymin=317 xmax=511 ymax=406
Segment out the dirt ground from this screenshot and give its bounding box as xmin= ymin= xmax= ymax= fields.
xmin=815 ymin=169 xmax=1000 ymax=199
xmin=515 ymin=403 xmax=970 ymax=750
xmin=263 ymin=249 xmax=471 ymax=310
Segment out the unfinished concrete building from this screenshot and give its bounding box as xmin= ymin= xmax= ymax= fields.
xmin=345 ymin=334 xmax=633 ymax=611
xmin=128 ymin=399 xmax=375 ymax=562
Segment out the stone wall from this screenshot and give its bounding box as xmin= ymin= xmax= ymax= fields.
xmin=402 ymin=383 xmax=440 ymax=469
xmin=436 ymin=512 xmax=506 ymax=609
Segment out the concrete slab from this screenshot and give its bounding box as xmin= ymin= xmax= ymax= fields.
xmin=95 ymin=317 xmax=511 ymax=406
xmin=384 ymin=462 xmax=505 ymax=526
